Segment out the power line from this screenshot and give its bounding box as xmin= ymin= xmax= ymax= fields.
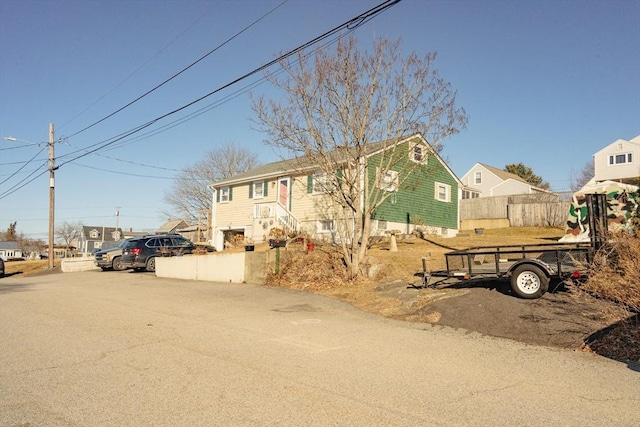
xmin=64 ymin=0 xmax=290 ymax=139
xmin=58 ymin=0 xmax=401 ymax=169
xmin=1 ymin=0 xmax=402 ymax=198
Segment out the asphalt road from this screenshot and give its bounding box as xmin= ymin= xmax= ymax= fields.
xmin=1 ymin=271 xmax=638 ymax=426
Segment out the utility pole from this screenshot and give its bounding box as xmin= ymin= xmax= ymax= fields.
xmin=115 ymin=207 xmax=121 ymax=240
xmin=48 ymin=123 xmax=55 ymax=269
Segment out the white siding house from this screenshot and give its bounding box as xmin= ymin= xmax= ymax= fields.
xmin=592 ymin=135 xmax=640 ymax=184
xmin=460 ymin=163 xmax=551 ymax=197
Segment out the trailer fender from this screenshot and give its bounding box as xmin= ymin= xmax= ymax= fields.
xmin=506 ymin=259 xmax=554 ymax=278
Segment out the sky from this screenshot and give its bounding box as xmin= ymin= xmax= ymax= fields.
xmin=1 ymin=0 xmax=639 ymax=241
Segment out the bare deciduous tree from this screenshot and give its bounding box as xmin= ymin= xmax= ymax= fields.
xmin=570 ymin=160 xmax=595 ymax=192
xmin=164 ymin=142 xmax=259 ymax=223
xmin=252 ymin=36 xmax=467 ymax=278
xmin=55 ymin=221 xmax=82 ymax=257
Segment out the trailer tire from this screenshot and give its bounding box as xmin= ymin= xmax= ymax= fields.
xmin=510 ymin=265 xmax=549 ymax=299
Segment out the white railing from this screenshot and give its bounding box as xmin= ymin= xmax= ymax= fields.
xmin=275 ymin=203 xmax=300 ymax=234
xmin=253 ymin=202 xmax=300 ymax=235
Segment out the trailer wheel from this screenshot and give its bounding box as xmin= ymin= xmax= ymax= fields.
xmin=510 ymin=265 xmax=549 ymax=299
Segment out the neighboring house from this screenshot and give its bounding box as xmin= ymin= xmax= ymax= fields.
xmin=460 ymin=163 xmax=553 ymax=198
xmin=0 ymin=241 xmax=23 ymax=261
xmin=592 ymin=135 xmax=640 ymax=185
xmin=176 ymin=224 xmax=207 ymax=243
xmin=156 ymin=219 xmax=189 ymax=235
xmin=76 ymin=226 xmax=124 ymax=254
xmin=209 ymin=133 xmax=463 ymax=251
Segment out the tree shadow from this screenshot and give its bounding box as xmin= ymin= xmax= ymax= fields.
xmin=584 ymin=313 xmax=640 ymax=371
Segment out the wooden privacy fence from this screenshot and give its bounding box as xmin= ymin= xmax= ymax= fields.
xmin=460 ymin=195 xmax=570 ymax=227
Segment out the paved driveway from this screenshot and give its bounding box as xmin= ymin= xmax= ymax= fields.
xmin=1 ymin=271 xmax=638 ymax=426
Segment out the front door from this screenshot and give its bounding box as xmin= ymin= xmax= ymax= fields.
xmin=278 ymin=177 xmax=290 ymax=210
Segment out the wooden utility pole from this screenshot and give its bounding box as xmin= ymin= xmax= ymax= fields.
xmin=48 ymin=123 xmax=55 ymax=269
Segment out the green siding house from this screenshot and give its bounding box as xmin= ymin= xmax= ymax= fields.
xmin=209 ymin=133 xmax=463 ymax=250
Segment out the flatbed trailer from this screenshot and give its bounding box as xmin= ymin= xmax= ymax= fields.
xmin=422 ymin=242 xmax=594 ymax=298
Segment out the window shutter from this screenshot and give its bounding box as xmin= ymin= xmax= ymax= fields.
xmin=229 ymin=187 xmax=233 ymax=201
xmin=336 ymin=168 xmax=342 ymax=189
xmin=307 ymin=175 xmax=313 ymax=193
xmin=216 ymin=190 xmax=220 ymax=203
xmin=263 ymin=181 xmax=268 ymax=197
xmin=249 ymin=183 xmax=253 ymax=199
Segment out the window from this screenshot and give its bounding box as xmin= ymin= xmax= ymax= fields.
xmin=462 ymin=189 xmax=480 ymax=199
xmin=377 ymin=168 xmax=399 ymax=192
xmin=609 ymin=153 xmax=633 ymax=165
xmin=474 ymin=171 xmax=482 ymax=185
xmin=378 ymin=220 xmax=388 ymax=230
xmin=312 ymin=172 xmax=334 ymax=194
xmin=250 ymin=181 xmax=266 ymax=199
xmin=220 ymin=187 xmax=230 ymax=203
xmin=90 ymin=229 xmax=99 ymax=239
xmin=435 ymin=182 xmax=451 ymax=202
xmin=410 ymin=144 xmax=427 ymax=164
xmin=317 ymin=219 xmax=334 ymax=233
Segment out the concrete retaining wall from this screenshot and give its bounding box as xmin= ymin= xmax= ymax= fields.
xmin=155 ymin=252 xmax=270 ymax=284
xmin=60 ymin=252 xmax=272 ymax=284
xmin=61 ymin=258 xmax=100 ymax=273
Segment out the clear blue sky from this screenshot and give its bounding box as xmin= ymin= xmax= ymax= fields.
xmin=1 ymin=0 xmax=639 ymax=241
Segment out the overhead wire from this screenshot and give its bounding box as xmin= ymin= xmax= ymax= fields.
xmin=57 ymin=0 xmax=401 ymax=169
xmin=63 ymin=0 xmax=290 ymax=139
xmin=57 ymin=1 xmax=224 ymax=132
xmin=1 ymin=0 xmax=402 ymax=198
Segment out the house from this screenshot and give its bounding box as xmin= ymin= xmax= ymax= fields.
xmin=156 ymin=219 xmax=190 ymax=235
xmin=209 ymin=133 xmax=463 ymax=251
xmin=76 ymin=226 xmax=124 ymax=254
xmin=460 ymin=163 xmax=553 ymax=198
xmin=0 ymin=241 xmax=23 ymax=261
xmin=592 ymin=135 xmax=640 ymax=185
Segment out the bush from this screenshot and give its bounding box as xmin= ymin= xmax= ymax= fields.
xmin=579 ymin=231 xmax=640 ymax=314
xmin=266 ymin=244 xmax=350 ymax=290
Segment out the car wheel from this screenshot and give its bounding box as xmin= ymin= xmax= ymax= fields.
xmin=510 ymin=265 xmax=549 ymax=299
xmin=146 ymin=257 xmax=156 ymax=272
xmin=112 ymin=257 xmax=125 ymax=271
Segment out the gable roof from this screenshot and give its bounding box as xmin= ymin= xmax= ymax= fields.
xmin=156 ymin=219 xmax=189 ymax=233
xmin=476 ymin=163 xmax=554 ymax=194
xmin=211 ymin=133 xmax=462 ymax=188
xmin=478 ymin=163 xmax=529 ymax=184
xmin=81 ymin=226 xmax=123 ymax=241
xmin=594 ymin=135 xmax=640 ymax=155
xmin=0 ymin=241 xmax=20 ymax=250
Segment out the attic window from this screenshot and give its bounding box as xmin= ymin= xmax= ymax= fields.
xmin=89 ymin=229 xmax=100 ymax=239
xmin=474 ymin=171 xmax=482 ymax=185
xmin=410 ymin=144 xmax=427 ymax=164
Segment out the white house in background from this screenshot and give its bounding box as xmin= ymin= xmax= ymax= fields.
xmin=592 ymin=135 xmax=640 ymax=185
xmin=460 ymin=163 xmax=552 ymax=198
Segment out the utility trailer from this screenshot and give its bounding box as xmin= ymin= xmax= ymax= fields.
xmin=421 ymin=193 xmax=611 ymax=299
xmin=422 ymin=242 xmax=593 ymax=298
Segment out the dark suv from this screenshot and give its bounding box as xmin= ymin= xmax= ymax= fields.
xmin=120 ymin=234 xmax=196 ymax=272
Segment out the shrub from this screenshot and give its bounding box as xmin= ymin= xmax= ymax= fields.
xmin=266 ymin=244 xmax=350 ymax=290
xmin=579 ymin=231 xmax=640 ymax=314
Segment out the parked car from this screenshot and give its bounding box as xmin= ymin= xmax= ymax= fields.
xmin=0 ymin=257 xmax=5 ymax=277
xmin=120 ymin=234 xmax=196 ymax=272
xmin=94 ymin=238 xmax=133 ymax=271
